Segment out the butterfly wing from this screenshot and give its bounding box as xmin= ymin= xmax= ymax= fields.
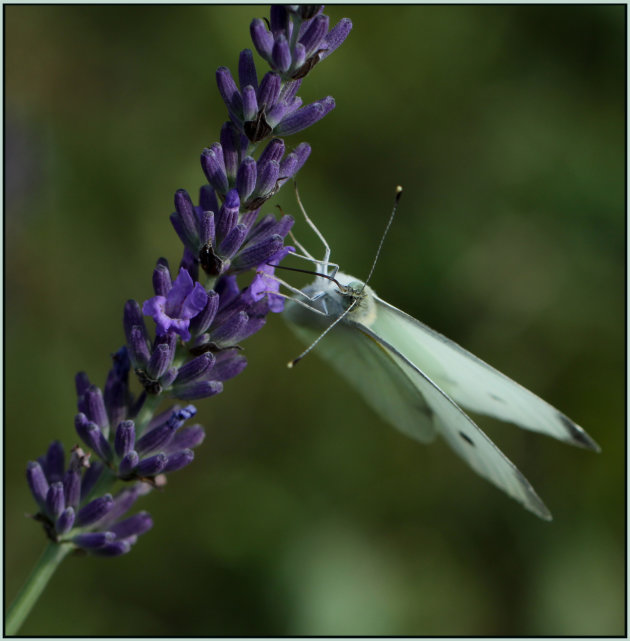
xmin=368 ymin=296 xmax=599 ymax=451
xmin=288 ymin=320 xmax=437 ymax=444
xmin=344 ymin=319 xmax=553 ymax=520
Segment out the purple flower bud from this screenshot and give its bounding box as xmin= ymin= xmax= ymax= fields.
xmin=257 ymin=73 xmax=282 ymax=110
xmin=152 ymin=259 xmax=172 ymax=297
xmin=111 ymin=346 xmax=130 ymax=379
xmin=275 ymin=214 xmax=295 ymax=238
xmin=279 ymin=78 xmax=302 ymax=103
xmin=156 ymin=331 xmax=177 ymax=356
xmin=320 ymin=18 xmax=353 ymax=60
xmin=115 ymin=420 xmax=136 ymax=458
xmin=46 ymin=482 xmax=65 ymax=519
xmin=279 ymin=143 xmax=311 ymax=183
xmin=89 ymin=540 xmax=131 ymax=557
xmin=174 ymin=353 xmax=215 ymax=386
xmin=80 ymin=461 xmax=104 ymax=502
xmin=215 ymin=189 xmax=240 ymax=243
xmin=292 ymin=43 xmax=306 ymax=70
xmin=146 ymin=343 xmax=173 ymax=380
xmin=135 ymin=420 xmax=176 ymax=456
xmin=211 ymin=310 xmax=249 ymax=345
xmin=201 ymin=145 xmax=229 ymax=195
xmin=238 ymin=48 xmax=258 ymax=91
xmin=212 ymin=351 xmax=248 ymax=381
xmin=245 ymin=214 xmax=277 ymax=245
xmin=270 ymin=5 xmax=288 ymax=34
xmin=239 ymin=209 xmax=260 ymax=234
xmin=124 ymin=300 xmax=151 ymax=366
xmin=285 ymin=96 xmax=304 ymax=117
xmin=216 ymin=273 xmax=241 ymax=306
xmin=55 ymin=507 xmax=75 ymax=535
xmin=299 ymin=14 xmax=329 ymax=56
xmin=278 ymin=152 xmax=299 ymax=182
xmin=220 ymin=223 xmax=248 ymax=259
xmin=83 ymin=386 xmax=109 ymax=434
xmin=161 ymin=367 xmax=178 ymax=389
xmin=276 ymin=96 xmax=335 ymax=136
xmin=199 ymin=184 xmax=219 ymax=215
xmin=104 ymin=375 xmax=128 ymax=431
xmin=188 ymin=290 xmax=219 ymax=336
xmin=74 ymin=531 xmax=115 ymax=549
xmin=98 ymin=484 xmax=150 ymax=528
xmin=220 ymin=122 xmax=241 ymax=181
xmin=272 ymin=34 xmax=291 ymax=72
xmin=258 ymin=138 xmax=285 ymax=166
xmin=170 ymin=212 xmax=192 ymax=251
xmin=171 ymin=381 xmax=223 ymax=401
xmin=44 ymin=441 xmax=65 ymax=484
xmin=123 ymin=299 xmax=146 ymax=335
xmin=250 ymin=18 xmax=274 ymax=59
xmin=242 ymin=85 xmax=258 ymax=123
xmin=75 ymin=414 xmax=113 ymax=462
xmin=26 ymin=462 xmax=49 ymax=513
xmin=265 ymin=102 xmax=290 ymax=129
xmin=254 ymin=160 xmax=280 ymax=198
xmin=163 ymin=449 xmax=195 ymax=473
xmin=167 ymin=425 xmax=206 ymax=452
xmin=172 ymin=190 xmax=199 ymax=249
xmin=119 ymin=451 xmax=139 ymax=477
xmin=199 ymin=211 xmax=215 ymax=247
xmin=136 ymin=453 xmax=167 ymax=477
xmin=233 ymin=234 xmax=284 ymax=271
xmin=109 ymin=511 xmax=153 ymax=539
xmin=128 ymin=326 xmax=151 ymax=368
xmin=236 ymin=157 xmax=257 ymax=201
xmin=216 ymin=66 xmax=243 ymax=119
xmin=75 ymin=372 xmax=90 ymax=398
xmin=77 ymin=493 xmax=114 ymax=527
xmin=62 ymin=468 xmax=81 ymax=510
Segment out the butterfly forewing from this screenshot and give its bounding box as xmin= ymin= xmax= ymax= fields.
xmin=367 ymin=296 xmax=599 ymax=451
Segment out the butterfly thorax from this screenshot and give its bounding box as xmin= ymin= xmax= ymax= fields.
xmin=286 ymin=271 xmax=378 ymax=330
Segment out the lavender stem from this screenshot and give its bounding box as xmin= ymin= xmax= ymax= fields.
xmin=6 ymin=542 xmax=74 ymax=635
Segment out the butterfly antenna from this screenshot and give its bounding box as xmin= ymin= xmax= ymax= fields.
xmin=363 ymin=185 xmax=403 ymax=288
xmin=288 ymin=298 xmax=361 ymax=368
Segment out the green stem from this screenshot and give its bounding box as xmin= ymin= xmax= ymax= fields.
xmin=133 ymin=393 xmax=163 ymax=434
xmin=6 ymin=541 xmax=74 ymax=635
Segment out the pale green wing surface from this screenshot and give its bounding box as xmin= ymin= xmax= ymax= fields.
xmin=288 ymin=322 xmax=437 ymax=444
xmin=347 ymin=321 xmax=552 ymax=520
xmin=368 ymin=296 xmax=599 ymax=451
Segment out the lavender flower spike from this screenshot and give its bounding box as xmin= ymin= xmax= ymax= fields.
xmin=14 ymin=5 xmax=353 ymax=633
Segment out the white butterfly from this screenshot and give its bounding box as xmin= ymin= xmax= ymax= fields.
xmin=281 ymin=188 xmax=599 ymax=520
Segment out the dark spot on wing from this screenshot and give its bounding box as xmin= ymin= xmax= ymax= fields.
xmin=488 ymin=392 xmax=505 ymax=402
xmin=514 ymin=469 xmax=553 ymax=521
xmin=459 ymin=431 xmax=474 ymax=446
xmin=557 ymin=413 xmax=601 ymax=452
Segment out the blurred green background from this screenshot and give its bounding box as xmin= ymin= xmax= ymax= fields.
xmin=5 ymin=5 xmax=624 ymax=636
